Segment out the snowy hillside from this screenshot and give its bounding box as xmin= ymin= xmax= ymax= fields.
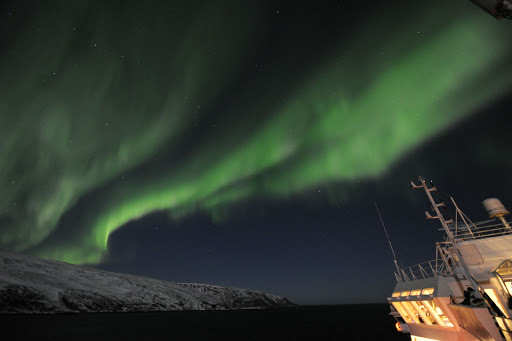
xmin=0 ymin=250 xmax=293 ymax=313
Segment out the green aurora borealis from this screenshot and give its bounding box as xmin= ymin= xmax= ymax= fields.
xmin=2 ymin=1 xmax=512 ymax=264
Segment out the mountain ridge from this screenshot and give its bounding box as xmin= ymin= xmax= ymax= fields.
xmin=0 ymin=250 xmax=293 ymax=313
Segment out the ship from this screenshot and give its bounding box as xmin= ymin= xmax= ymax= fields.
xmin=388 ymin=177 xmax=512 ymax=341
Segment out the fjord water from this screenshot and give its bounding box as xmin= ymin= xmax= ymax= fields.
xmin=3 ymin=304 xmax=410 ymax=340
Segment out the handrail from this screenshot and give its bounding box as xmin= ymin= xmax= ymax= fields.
xmin=395 ymin=259 xmax=448 ymax=282
xmin=396 ymin=220 xmax=512 ymax=282
xmin=448 ymin=220 xmax=512 ymax=241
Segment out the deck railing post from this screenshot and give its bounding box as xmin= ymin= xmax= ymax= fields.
xmin=410 ymin=267 xmax=417 ymax=280
xmin=428 ymin=261 xmax=435 ymax=276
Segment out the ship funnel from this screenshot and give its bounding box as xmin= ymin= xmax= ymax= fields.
xmin=483 ymin=198 xmax=511 ymax=230
xmin=482 ymin=198 xmax=510 ymax=218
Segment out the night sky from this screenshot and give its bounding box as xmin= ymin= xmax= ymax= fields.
xmin=2 ymin=0 xmax=512 ymax=305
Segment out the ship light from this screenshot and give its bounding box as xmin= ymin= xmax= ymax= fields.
xmin=395 ymin=321 xmax=402 ymax=331
xmin=421 ymin=288 xmax=434 ymax=295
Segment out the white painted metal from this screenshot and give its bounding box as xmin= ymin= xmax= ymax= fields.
xmin=483 ymin=198 xmax=510 ymax=218
xmin=388 ymin=178 xmax=512 ymax=341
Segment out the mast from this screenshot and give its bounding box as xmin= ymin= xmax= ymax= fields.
xmin=411 ymin=177 xmax=484 ymax=299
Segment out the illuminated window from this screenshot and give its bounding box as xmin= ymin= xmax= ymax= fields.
xmin=401 ymin=301 xmax=422 ymax=324
xmin=391 ymin=300 xmax=454 ymax=328
xmin=401 ymin=291 xmax=411 ymax=297
xmin=411 ymin=289 xmax=421 ymax=296
xmin=421 ymin=300 xmax=446 ymax=326
xmin=423 ymin=300 xmax=454 ymax=327
xmin=422 ymin=288 xmax=434 ymax=295
xmin=412 ymin=301 xmax=435 ymax=325
xmin=392 ymin=302 xmax=413 ymax=323
xmin=484 ymin=288 xmax=509 ymax=317
xmin=505 ymin=282 xmax=512 ymax=296
xmin=392 ymin=292 xmax=401 ymax=297
xmin=496 ymin=260 xmax=512 ymax=276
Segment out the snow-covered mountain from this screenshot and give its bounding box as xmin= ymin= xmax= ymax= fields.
xmin=0 ymin=250 xmax=293 ymax=313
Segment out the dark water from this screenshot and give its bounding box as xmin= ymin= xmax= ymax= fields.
xmin=2 ymin=304 xmax=410 ymax=340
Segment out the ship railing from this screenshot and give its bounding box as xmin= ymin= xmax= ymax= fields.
xmin=447 ymin=219 xmax=512 ymax=242
xmin=396 ymin=259 xmax=448 ymax=282
xmin=395 ymin=243 xmax=454 ymax=282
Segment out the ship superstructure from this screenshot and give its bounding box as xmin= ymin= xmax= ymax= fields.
xmin=388 ymin=178 xmax=512 ymax=341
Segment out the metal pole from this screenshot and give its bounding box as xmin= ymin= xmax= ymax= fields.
xmin=499 ymin=216 xmax=511 ymax=230
xmin=450 ymin=196 xmax=475 ymax=239
xmin=374 ymin=202 xmax=403 ymax=282
xmin=412 ymin=177 xmax=484 ymax=299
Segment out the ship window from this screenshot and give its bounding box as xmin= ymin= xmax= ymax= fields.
xmin=401 ymin=291 xmax=411 ymax=297
xmin=505 ymin=282 xmax=512 ymax=296
xmin=496 ymin=260 xmax=512 ymax=276
xmin=422 ymin=300 xmax=454 ymax=327
xmin=484 ymin=288 xmax=509 ymax=318
xmin=412 ymin=301 xmax=436 ymax=325
xmin=392 ymin=302 xmax=413 ymax=323
xmin=401 ymin=301 xmax=423 ymax=324
xmin=421 ymin=300 xmax=446 ymax=326
xmin=411 ymin=289 xmax=421 ymax=296
xmin=421 ymin=288 xmax=434 ymax=295
xmin=392 ymin=292 xmax=401 ymax=297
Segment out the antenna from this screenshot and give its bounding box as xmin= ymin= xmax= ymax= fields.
xmin=374 ymin=201 xmax=403 ymax=282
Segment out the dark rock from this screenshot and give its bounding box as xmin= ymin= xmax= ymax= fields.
xmin=0 ymin=284 xmax=55 ymax=313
